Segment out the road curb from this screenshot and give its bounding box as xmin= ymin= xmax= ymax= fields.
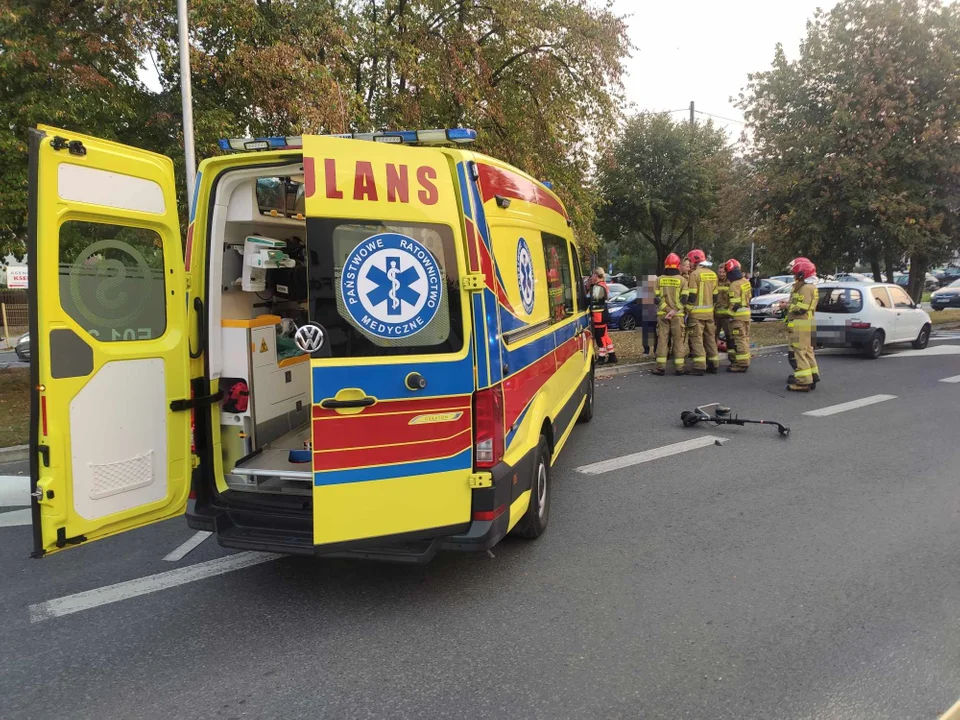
xmin=596 ymin=344 xmax=789 ymax=379
xmin=0 ymin=444 xmax=29 ymax=463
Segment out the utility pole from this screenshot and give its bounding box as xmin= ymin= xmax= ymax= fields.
xmin=689 ymin=101 xmax=695 ymax=248
xmin=177 ymin=0 xmax=197 ymax=202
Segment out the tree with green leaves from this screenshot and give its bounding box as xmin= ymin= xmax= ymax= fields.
xmin=738 ymin=0 xmax=960 ymax=300
xmin=594 ymin=113 xmax=732 ymax=267
xmin=0 ymin=0 xmax=152 ymax=255
xmin=1 ymin=0 xmax=630 ymax=254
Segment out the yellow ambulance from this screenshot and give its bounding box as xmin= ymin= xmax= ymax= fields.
xmin=26 ymin=125 xmax=595 ymax=561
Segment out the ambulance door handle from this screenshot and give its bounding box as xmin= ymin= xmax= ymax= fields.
xmin=320 ymin=397 xmax=376 ymax=409
xmin=189 ymin=296 xmax=205 ymax=359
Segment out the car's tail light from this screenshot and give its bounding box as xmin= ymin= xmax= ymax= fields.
xmin=851 ymin=321 xmax=871 ymax=329
xmin=473 ymin=386 xmax=504 ymax=469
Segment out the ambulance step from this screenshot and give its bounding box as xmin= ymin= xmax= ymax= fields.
xmin=215 ymin=512 xmax=315 ymax=556
xmin=231 ymin=448 xmax=313 ymax=481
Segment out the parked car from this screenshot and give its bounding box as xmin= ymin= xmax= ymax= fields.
xmin=767 ymin=275 xmax=796 ymax=286
xmin=15 ymin=333 xmax=29 ymax=361
xmin=932 ymin=266 xmax=960 ymax=287
xmin=749 ymin=286 xmax=792 ymax=321
xmin=607 ymin=288 xmax=643 ymax=330
xmin=930 ymin=278 xmax=960 ymax=311
xmin=607 ymin=273 xmax=637 ymax=289
xmin=814 ymin=283 xmax=931 ymax=358
xmin=833 ymin=272 xmax=874 ymax=284
xmin=606 ymin=282 xmax=629 ymax=298
xmin=752 ymin=278 xmax=788 ymax=297
xmin=893 ymin=272 xmax=939 ymax=293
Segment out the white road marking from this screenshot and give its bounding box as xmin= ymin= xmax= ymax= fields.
xmin=0 ymin=475 xmax=30 ymax=507
xmin=803 ymin=394 xmax=896 ymax=417
xmin=939 ymin=375 xmax=960 ymax=384
xmin=883 ymin=345 xmax=960 ymax=358
xmin=575 ymin=435 xmax=724 ymax=475
xmin=29 ymin=551 xmax=280 ymax=623
xmin=163 ymin=531 xmax=213 ymax=562
xmin=0 ymin=508 xmax=32 ymax=528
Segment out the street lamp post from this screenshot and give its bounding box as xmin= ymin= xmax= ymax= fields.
xmin=177 ymin=0 xmax=197 ymax=202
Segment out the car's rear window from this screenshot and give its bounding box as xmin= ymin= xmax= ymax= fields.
xmin=816 ymin=287 xmax=863 ymax=313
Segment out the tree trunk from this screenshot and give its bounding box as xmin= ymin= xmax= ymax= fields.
xmin=907 ymin=254 xmax=928 ymax=303
xmin=883 ymin=247 xmax=897 ymax=284
xmin=868 ymin=248 xmax=882 ymax=282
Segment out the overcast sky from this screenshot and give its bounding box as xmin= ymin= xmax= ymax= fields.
xmin=611 ymin=0 xmax=829 ymax=137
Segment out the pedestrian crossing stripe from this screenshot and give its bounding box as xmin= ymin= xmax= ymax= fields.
xmin=931 ymin=331 xmax=960 ymax=341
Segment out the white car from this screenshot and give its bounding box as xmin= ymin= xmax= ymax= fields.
xmin=749 ymin=286 xmax=791 ymax=321
xmin=814 ymin=282 xmax=931 ymax=358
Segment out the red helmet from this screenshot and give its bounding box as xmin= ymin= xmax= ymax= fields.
xmin=787 ymin=256 xmax=810 ymax=273
xmin=664 ymin=253 xmax=681 ymax=269
xmin=724 ymin=259 xmax=741 ymax=273
xmin=687 ymin=249 xmax=706 ymax=265
xmin=793 ymin=259 xmax=817 ymax=280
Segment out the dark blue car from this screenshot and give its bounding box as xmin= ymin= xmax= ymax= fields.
xmin=608 ymin=288 xmax=656 ymax=330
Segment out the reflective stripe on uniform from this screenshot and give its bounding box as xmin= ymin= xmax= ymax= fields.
xmin=794 ymin=367 xmax=814 ymax=378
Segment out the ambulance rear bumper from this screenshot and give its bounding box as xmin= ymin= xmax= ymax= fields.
xmin=186 ymin=447 xmax=533 ymax=562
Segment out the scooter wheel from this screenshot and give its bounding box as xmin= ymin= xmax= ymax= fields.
xmin=778 ymin=427 xmax=790 ymax=437
xmin=681 ymin=411 xmax=699 ymax=428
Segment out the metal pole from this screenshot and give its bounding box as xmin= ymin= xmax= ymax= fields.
xmin=689 ymin=101 xmax=695 ymax=248
xmin=2 ymin=303 xmax=9 ymax=349
xmin=750 ymin=241 xmax=755 ymax=276
xmin=177 ymin=0 xmax=197 ymax=201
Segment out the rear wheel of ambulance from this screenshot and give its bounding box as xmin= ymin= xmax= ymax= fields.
xmin=513 ymin=436 xmax=550 ymax=539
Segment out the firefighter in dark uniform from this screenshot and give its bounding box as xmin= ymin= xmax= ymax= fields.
xmin=786 ymin=258 xmax=820 ymax=391
xmin=724 ymin=258 xmax=752 ymax=372
xmin=590 ymin=268 xmax=617 ymax=364
xmin=651 ymin=253 xmax=687 ymax=376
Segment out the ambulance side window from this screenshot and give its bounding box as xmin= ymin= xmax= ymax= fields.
xmin=541 ymin=233 xmax=574 ymax=323
xmin=570 ymin=242 xmax=586 ymax=311
xmin=58 ymin=220 xmax=167 ymax=342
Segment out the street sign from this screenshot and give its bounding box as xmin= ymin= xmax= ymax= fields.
xmin=6 ymin=265 xmax=28 ymax=289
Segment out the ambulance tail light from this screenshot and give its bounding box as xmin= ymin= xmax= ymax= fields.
xmin=473 ymin=386 xmax=504 ymax=469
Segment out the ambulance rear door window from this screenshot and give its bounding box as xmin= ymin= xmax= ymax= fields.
xmin=306 ymin=218 xmax=463 ymax=357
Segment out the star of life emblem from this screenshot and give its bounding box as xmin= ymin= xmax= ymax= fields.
xmin=340 ymin=233 xmax=443 ymax=339
xmin=517 ymin=237 xmax=535 ymax=315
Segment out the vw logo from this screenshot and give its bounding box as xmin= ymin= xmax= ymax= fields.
xmin=295 ymin=323 xmax=325 ymax=353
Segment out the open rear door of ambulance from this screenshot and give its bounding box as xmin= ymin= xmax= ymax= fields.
xmin=301 ymin=136 xmax=477 ymax=555
xmin=27 ymin=126 xmax=191 ymax=556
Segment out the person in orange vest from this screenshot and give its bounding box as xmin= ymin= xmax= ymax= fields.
xmin=786 ymin=258 xmax=819 ymax=391
xmin=651 ymin=253 xmax=688 ymax=376
xmin=723 ymin=258 xmax=752 ymax=372
xmin=682 ymin=249 xmax=720 ymax=375
xmin=589 ymin=267 xmax=617 ymax=364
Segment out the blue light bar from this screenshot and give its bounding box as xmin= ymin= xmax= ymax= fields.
xmin=218 ymin=128 xmax=476 ymax=152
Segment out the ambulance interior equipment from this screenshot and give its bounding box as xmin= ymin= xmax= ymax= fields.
xmin=212 ymin=163 xmax=315 ymax=496
xmin=681 ymin=403 xmax=790 ymax=437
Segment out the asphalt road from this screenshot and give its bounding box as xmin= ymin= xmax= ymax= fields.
xmin=2 ymin=336 xmax=960 ymax=719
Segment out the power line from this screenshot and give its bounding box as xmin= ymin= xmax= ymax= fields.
xmin=694 ymin=109 xmax=746 ymax=125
